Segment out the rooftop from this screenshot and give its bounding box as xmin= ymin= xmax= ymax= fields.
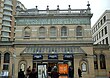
xmin=16 ymin=4 xmax=92 ymax=16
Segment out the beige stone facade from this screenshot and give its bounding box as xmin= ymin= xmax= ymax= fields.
xmin=0 ymin=3 xmax=110 ymax=78
xmin=13 ymin=4 xmax=96 ymax=78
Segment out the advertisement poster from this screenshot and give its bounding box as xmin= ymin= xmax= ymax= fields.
xmin=58 ymin=64 xmax=68 ymax=74
xmin=37 ymin=64 xmax=47 ymax=78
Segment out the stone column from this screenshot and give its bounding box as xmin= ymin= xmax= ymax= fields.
xmin=74 ymin=55 xmax=81 ymax=78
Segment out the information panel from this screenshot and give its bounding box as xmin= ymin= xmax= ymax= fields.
xmin=58 ymin=64 xmax=68 ymax=74
xmin=37 ymin=64 xmax=47 ymax=78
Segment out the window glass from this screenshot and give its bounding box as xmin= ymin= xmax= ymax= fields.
xmin=4 ymin=53 xmax=10 ymax=63
xmin=39 ymin=27 xmax=46 ymax=38
xmin=81 ymin=63 xmax=87 ymax=72
xmin=76 ymin=26 xmax=82 ymax=36
xmin=3 ymin=64 xmax=9 ymax=70
xmin=100 ymin=54 xmax=106 ymax=69
xmin=50 ymin=27 xmax=57 ymax=37
xmin=61 ymin=26 xmax=67 ymax=36
xmin=94 ymin=54 xmax=98 ymax=69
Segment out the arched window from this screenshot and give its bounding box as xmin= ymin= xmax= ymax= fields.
xmin=100 ymin=54 xmax=106 ymax=69
xmin=4 ymin=53 xmax=10 ymax=63
xmin=94 ymin=54 xmax=98 ymax=69
xmin=61 ymin=26 xmax=67 ymax=36
xmin=50 ymin=27 xmax=57 ymax=37
xmin=24 ymin=27 xmax=31 ymax=38
xmin=39 ymin=27 xmax=46 ymax=37
xmin=19 ymin=60 xmax=27 ymax=72
xmin=76 ymin=26 xmax=83 ymax=36
xmin=81 ymin=62 xmax=87 ymax=72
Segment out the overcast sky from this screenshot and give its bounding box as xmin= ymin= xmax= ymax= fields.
xmin=18 ymin=0 xmax=110 ymax=26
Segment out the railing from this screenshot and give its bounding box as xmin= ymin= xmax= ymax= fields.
xmin=16 ymin=9 xmax=90 ymax=16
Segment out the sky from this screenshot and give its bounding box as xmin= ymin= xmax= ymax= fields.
xmin=18 ymin=0 xmax=110 ymax=26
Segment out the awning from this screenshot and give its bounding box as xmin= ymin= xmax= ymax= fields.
xmin=21 ymin=46 xmax=85 ymax=55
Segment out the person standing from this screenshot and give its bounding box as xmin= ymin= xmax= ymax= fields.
xmin=51 ymin=68 xmax=59 ymax=78
xmin=48 ymin=65 xmax=52 ymax=77
xmin=29 ymin=68 xmax=37 ymax=78
xmin=109 ymin=71 xmax=110 ymax=78
xmin=78 ymin=67 xmax=82 ymax=78
xmin=69 ymin=66 xmax=74 ymax=78
xmin=18 ymin=69 xmax=25 ymax=78
xmin=26 ymin=66 xmax=31 ymax=78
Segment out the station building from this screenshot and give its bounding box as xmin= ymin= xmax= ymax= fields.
xmin=14 ymin=4 xmax=95 ymax=78
xmin=0 ymin=2 xmax=110 ymax=78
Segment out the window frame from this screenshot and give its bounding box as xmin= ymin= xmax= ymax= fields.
xmin=61 ymin=26 xmax=68 ymax=37
xmin=23 ymin=27 xmax=31 ymax=38
xmin=100 ymin=54 xmax=106 ymax=69
xmin=4 ymin=53 xmax=10 ymax=63
xmin=76 ymin=26 xmax=83 ymax=37
xmin=49 ymin=26 xmax=57 ymax=37
xmin=94 ymin=54 xmax=98 ymax=69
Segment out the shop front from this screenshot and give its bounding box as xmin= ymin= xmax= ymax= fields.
xmin=32 ymin=53 xmax=74 ymax=78
xmin=18 ymin=45 xmax=86 ymax=78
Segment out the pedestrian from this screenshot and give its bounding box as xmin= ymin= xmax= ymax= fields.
xmin=51 ymin=68 xmax=59 ymax=78
xmin=48 ymin=65 xmax=52 ymax=77
xmin=109 ymin=71 xmax=110 ymax=78
xmin=29 ymin=68 xmax=37 ymax=78
xmin=26 ymin=66 xmax=31 ymax=78
xmin=18 ymin=69 xmax=25 ymax=78
xmin=69 ymin=66 xmax=74 ymax=78
xmin=78 ymin=67 xmax=82 ymax=78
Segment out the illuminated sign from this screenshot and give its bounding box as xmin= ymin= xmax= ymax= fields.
xmin=33 ymin=54 xmax=43 ymax=60
xmin=63 ymin=54 xmax=73 ymax=58
xmin=48 ymin=54 xmax=58 ymax=59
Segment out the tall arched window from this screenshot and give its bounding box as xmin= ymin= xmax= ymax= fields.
xmin=81 ymin=62 xmax=87 ymax=72
xmin=76 ymin=26 xmax=83 ymax=36
xmin=94 ymin=54 xmax=98 ymax=69
xmin=100 ymin=54 xmax=106 ymax=69
xmin=39 ymin=27 xmax=46 ymax=38
xmin=18 ymin=60 xmax=27 ymax=72
xmin=4 ymin=53 xmax=10 ymax=63
xmin=61 ymin=26 xmax=67 ymax=36
xmin=24 ymin=27 xmax=31 ymax=38
xmin=50 ymin=27 xmax=57 ymax=37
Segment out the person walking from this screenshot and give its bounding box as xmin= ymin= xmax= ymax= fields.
xmin=18 ymin=69 xmax=25 ymax=78
xmin=78 ymin=67 xmax=82 ymax=78
xmin=51 ymin=68 xmax=59 ymax=78
xmin=29 ymin=68 xmax=37 ymax=78
xmin=26 ymin=66 xmax=31 ymax=78
xmin=69 ymin=66 xmax=74 ymax=78
xmin=109 ymin=71 xmax=110 ymax=78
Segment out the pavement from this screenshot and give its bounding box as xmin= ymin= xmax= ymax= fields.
xmin=48 ymin=76 xmax=108 ymax=78
xmin=96 ymin=77 xmax=108 ymax=78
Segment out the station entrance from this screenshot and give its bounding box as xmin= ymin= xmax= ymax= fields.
xmin=33 ymin=54 xmax=74 ymax=78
